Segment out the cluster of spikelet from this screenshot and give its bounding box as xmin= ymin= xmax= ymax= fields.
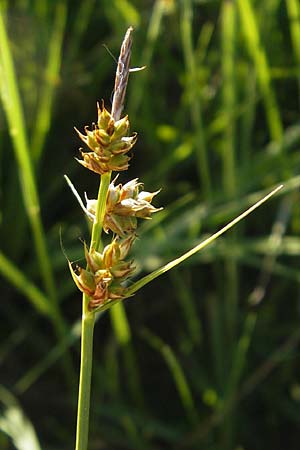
xmin=69 ymin=103 xmax=161 ymax=311
xmin=75 ymin=101 xmax=137 ymax=174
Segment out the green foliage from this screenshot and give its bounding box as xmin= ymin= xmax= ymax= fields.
xmin=0 ymin=0 xmax=300 ymax=449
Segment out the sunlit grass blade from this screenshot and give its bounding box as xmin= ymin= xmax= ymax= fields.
xmin=66 ymin=0 xmax=95 ymax=62
xmin=129 ymin=0 xmax=168 ymax=115
xmin=102 ymin=340 xmax=120 ymax=399
xmin=0 ymin=7 xmax=55 ymax=301
xmin=141 ymin=327 xmax=199 ymax=425
xmin=195 ymin=21 xmax=214 ymax=66
xmin=221 ymin=0 xmax=237 ymax=197
xmin=110 ymin=303 xmax=144 ymax=408
xmin=0 ymin=385 xmax=42 ymax=450
xmin=237 ymin=0 xmax=283 ymax=142
xmin=125 ymin=185 xmax=283 ymax=299
xmin=31 ymin=0 xmax=67 ymax=161
xmin=111 ymin=0 xmax=140 ymax=26
xmin=180 ymin=0 xmax=211 ymax=198
xmin=0 ymin=6 xmax=74 ymax=384
xmin=0 ymin=251 xmax=51 ymax=316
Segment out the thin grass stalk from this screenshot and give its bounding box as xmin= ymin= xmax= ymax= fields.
xmin=170 ymin=269 xmax=202 ymax=347
xmin=129 ymin=0 xmax=166 ymax=116
xmin=90 ymin=173 xmax=111 ymax=251
xmin=225 ymin=312 xmax=257 ymax=398
xmin=221 ymin=0 xmax=236 ymax=198
xmin=221 ymin=0 xmax=239 ymax=358
xmin=240 ymin=69 xmax=256 ymax=166
xmin=75 ymin=295 xmax=96 ymax=450
xmin=237 ymin=0 xmax=283 ymax=142
xmin=222 ymin=312 xmax=256 ymax=448
xmin=75 ymin=27 xmax=133 ymax=450
xmin=207 ymin=293 xmax=225 ymax=391
xmin=110 ymin=305 xmax=144 ymax=408
xmin=195 ymin=22 xmax=214 ymax=67
xmin=103 ymin=340 xmax=120 ymax=399
xmin=180 ymin=0 xmax=211 ymax=199
xmin=0 ymin=252 xmax=50 ymax=316
xmin=248 ymin=195 xmax=292 ymax=305
xmin=120 ymin=415 xmax=146 ymax=449
xmin=66 ymin=0 xmax=96 ymax=63
xmin=142 ymin=327 xmax=199 ymax=425
xmin=31 ymin=0 xmax=67 ymax=161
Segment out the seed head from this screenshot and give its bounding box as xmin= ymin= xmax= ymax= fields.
xmin=75 ymin=102 xmax=137 ymax=175
xmin=69 ymin=236 xmax=135 ymax=310
xmin=85 ymin=178 xmax=162 ymax=237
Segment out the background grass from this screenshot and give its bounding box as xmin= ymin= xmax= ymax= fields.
xmin=0 ymin=0 xmax=300 ymax=449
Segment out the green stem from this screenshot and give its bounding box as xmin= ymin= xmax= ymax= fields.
xmin=90 ymin=172 xmax=111 ymax=251
xmin=75 ymin=302 xmax=95 ymax=450
xmin=75 ymin=172 xmax=111 ymax=450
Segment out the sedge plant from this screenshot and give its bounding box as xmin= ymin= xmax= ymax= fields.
xmin=66 ymin=27 xmax=283 ymax=450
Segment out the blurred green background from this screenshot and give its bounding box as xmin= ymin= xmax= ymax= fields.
xmin=1 ymin=0 xmax=300 ymax=449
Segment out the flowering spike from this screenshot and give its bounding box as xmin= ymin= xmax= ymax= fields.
xmin=83 ymin=178 xmax=162 ymax=236
xmin=68 ymin=28 xmax=163 ymax=315
xmin=71 ymin=236 xmax=136 ymax=310
xmin=75 ymin=102 xmax=137 ymax=174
